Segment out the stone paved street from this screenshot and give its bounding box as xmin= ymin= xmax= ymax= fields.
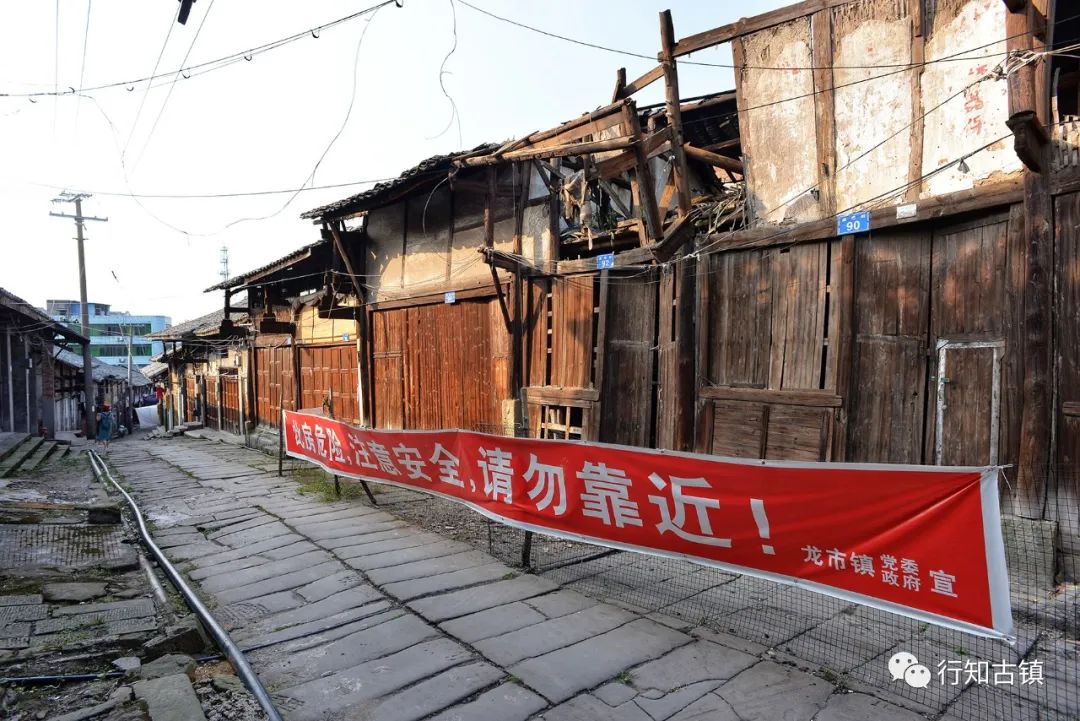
xmin=101 ymin=436 xmax=1058 ymax=721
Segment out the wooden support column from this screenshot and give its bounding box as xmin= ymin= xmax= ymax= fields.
xmin=622 ymin=101 xmax=663 ymax=243
xmin=674 ymin=254 xmax=696 ymax=452
xmin=611 ymin=67 xmax=626 ymax=103
xmin=547 ymin=163 xmax=560 ymax=271
xmin=906 ymin=0 xmax=926 ymax=201
xmin=484 ymin=166 xmax=497 ymax=249
xmin=511 ymin=162 xmax=528 ymax=431
xmin=659 ymin=9 xmax=692 ymax=217
xmin=1005 ymin=0 xmax=1053 ymax=508
xmin=810 ymin=9 xmax=836 ymax=215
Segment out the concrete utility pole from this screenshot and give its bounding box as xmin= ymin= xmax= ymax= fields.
xmin=127 ymin=327 xmax=133 ymax=432
xmin=50 ymin=192 xmax=107 ymax=438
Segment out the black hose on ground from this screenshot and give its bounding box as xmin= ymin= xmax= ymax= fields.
xmin=87 ymin=450 xmax=283 ymax=721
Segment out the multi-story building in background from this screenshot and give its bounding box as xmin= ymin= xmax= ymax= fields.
xmin=47 ymin=300 xmax=170 ymax=367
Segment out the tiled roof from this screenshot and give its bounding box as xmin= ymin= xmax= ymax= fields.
xmin=0 ymin=287 xmax=88 ymax=343
xmin=147 ymin=309 xmax=226 ymax=340
xmin=55 ymin=348 xmax=151 ymax=386
xmin=300 ymin=144 xmax=498 ymax=220
xmin=205 ymin=240 xmax=328 ymax=292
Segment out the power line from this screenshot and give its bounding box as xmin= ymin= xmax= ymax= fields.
xmin=73 ymin=0 xmax=93 ymax=137
xmin=131 ymin=0 xmax=217 ymax=170
xmin=0 ymin=1 xmax=397 ymax=99
xmin=217 ymin=7 xmax=385 ymax=231
xmin=123 ymin=6 xmax=179 ymax=159
xmin=457 ymin=0 xmax=1033 ymax=71
xmin=19 ymin=172 xmax=441 ymax=199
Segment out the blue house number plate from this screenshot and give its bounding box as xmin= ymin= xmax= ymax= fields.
xmin=836 ymin=210 xmax=870 ymax=235
xmin=444 ymin=291 xmax=456 ymax=304
xmin=596 ymin=252 xmax=615 ymax=269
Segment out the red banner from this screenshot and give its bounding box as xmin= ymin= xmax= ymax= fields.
xmin=283 ymin=409 xmax=1013 ymax=640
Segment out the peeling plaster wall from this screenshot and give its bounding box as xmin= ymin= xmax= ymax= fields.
xmin=921 ymin=0 xmax=1019 ymax=197
xmin=296 ymin=304 xmax=357 ymax=345
xmin=737 ymin=17 xmax=821 ymax=225
xmin=833 ymin=1 xmax=914 ymax=211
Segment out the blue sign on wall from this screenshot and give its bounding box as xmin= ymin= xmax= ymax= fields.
xmin=836 ymin=210 xmax=871 ymax=235
xmin=444 ymin=291 xmax=456 ymax=304
xmin=596 ymin=252 xmax=615 ymax=270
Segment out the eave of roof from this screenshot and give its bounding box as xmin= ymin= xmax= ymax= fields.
xmin=300 ymin=144 xmax=498 ymax=221
xmin=0 ymin=288 xmax=88 ymax=344
xmin=205 ymin=240 xmax=328 ymax=292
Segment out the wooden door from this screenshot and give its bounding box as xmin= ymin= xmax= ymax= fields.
xmin=205 ymin=375 xmax=219 ymax=429
xmin=846 ymin=230 xmax=931 ymax=463
xmin=298 ymin=345 xmax=359 ymax=422
xmin=254 ymin=346 xmax=295 ymax=427
xmin=221 ymin=374 xmax=241 ymax=435
xmin=933 ymin=341 xmax=1003 ymax=466
xmin=371 ymin=298 xmax=508 ymax=432
xmin=372 ymin=310 xmax=405 ymax=429
xmin=925 ymin=213 xmax=1016 ymax=467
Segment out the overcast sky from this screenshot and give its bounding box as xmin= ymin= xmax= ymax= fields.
xmin=0 ymin=0 xmax=782 ymax=328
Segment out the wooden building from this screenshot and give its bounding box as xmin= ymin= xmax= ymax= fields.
xmin=193 ymin=0 xmax=1076 ymax=578
xmin=0 ymin=288 xmax=89 ymax=437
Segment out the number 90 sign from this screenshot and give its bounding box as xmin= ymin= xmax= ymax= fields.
xmin=837 ymin=210 xmax=870 ymax=235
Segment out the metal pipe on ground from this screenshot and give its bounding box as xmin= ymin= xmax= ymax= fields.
xmin=87 ymin=450 xmax=284 ymax=721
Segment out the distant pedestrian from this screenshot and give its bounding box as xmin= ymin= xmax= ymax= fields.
xmin=155 ymin=383 xmax=166 ymax=426
xmin=96 ymin=404 xmax=114 ymax=452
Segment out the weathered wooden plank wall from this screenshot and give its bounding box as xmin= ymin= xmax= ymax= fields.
xmin=299 ymin=345 xmax=359 ymax=423
xmin=599 ymin=269 xmax=658 ymax=447
xmin=370 ymin=298 xmax=508 ymax=433
xmin=254 ymin=346 xmax=296 ymax=428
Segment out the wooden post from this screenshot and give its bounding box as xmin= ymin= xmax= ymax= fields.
xmin=810 ymin=10 xmax=836 ymax=216
xmin=905 ymin=0 xmax=926 ymax=201
xmin=659 ymin=9 xmax=692 ymax=217
xmin=622 ymin=101 xmax=663 ymax=243
xmin=611 ymin=67 xmax=627 ymax=103
xmin=1006 ymin=0 xmax=1053 ymax=509
xmin=484 ymin=165 xmax=497 ymax=249
xmin=674 ymin=254 xmax=696 ymax=452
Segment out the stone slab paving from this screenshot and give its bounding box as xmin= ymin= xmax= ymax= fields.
xmin=102 ymin=437 xmax=942 ymax=721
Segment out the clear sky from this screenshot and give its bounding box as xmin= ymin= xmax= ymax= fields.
xmin=0 ymin=0 xmax=783 ymax=329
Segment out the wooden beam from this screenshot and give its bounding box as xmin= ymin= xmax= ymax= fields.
xmin=328 ymin=226 xmax=365 ymax=301
xmin=594 ymin=127 xmax=670 ymax=178
xmin=702 ymin=180 xmax=1024 ymax=252
xmin=811 ymin=9 xmax=836 ymax=215
xmin=671 ymin=0 xmax=852 ymax=58
xmin=699 ymin=386 xmax=844 ymax=407
xmin=660 ymin=10 xmax=692 ymax=217
xmin=906 ymin=0 xmax=926 ymax=202
xmin=555 ymin=246 xmax=655 ymax=274
xmin=623 ymin=64 xmax=665 ymax=97
xmin=611 ymin=67 xmax=627 ymax=102
xmin=459 ymin=136 xmax=635 ymax=167
xmin=525 ymin=386 xmax=600 ymax=405
xmin=623 ymin=102 xmax=664 ymax=242
xmin=650 ymin=207 xmax=701 ymax=263
xmin=683 ymin=143 xmax=743 ymax=174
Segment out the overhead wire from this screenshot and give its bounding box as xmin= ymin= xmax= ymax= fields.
xmin=123 ymin=6 xmax=179 ymax=160
xmin=73 ymin=0 xmax=92 ymax=137
xmin=0 ymin=0 xmax=397 ymax=99
xmin=428 ymin=0 xmax=463 ymax=148
xmin=216 ymin=5 xmax=385 ymax=232
xmin=131 ymin=0 xmax=217 ymax=171
xmin=456 ymin=0 xmax=1043 ymax=71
